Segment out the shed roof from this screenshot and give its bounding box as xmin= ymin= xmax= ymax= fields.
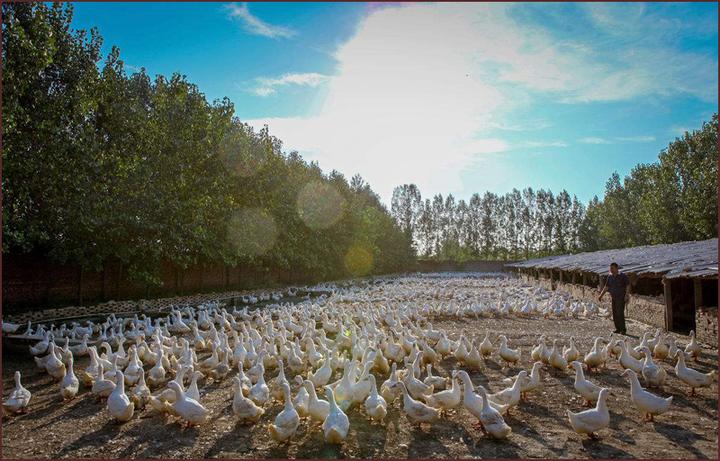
xmin=506 ymin=239 xmax=718 ymax=279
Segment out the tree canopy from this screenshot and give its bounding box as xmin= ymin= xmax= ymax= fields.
xmin=2 ymin=2 xmax=414 ymax=285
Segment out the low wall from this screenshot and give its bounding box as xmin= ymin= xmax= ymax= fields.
xmin=416 ymin=260 xmax=510 ymax=273
xmin=696 ymin=307 xmax=718 ymax=346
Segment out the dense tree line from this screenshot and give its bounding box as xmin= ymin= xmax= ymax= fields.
xmin=2 ymin=2 xmax=414 ymax=286
xmin=391 ymin=185 xmax=585 ymax=261
xmin=392 ymin=115 xmax=718 ymax=262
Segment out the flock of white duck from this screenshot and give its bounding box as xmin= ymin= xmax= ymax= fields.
xmin=2 ymin=275 xmax=717 ymax=445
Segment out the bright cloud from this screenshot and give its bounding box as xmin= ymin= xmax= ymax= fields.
xmin=579 ymin=137 xmax=612 ymax=145
xmin=616 ymin=135 xmax=656 ymax=142
xmin=226 ymin=3 xmax=296 ymax=39
xmin=243 ymin=3 xmax=717 ymax=203
xmin=252 ymin=73 xmax=329 ymax=97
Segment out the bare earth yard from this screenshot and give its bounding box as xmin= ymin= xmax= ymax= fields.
xmin=2 ymin=276 xmax=718 ymax=459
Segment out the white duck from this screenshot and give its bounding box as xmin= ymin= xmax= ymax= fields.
xmin=674 ymin=351 xmax=716 ymax=396
xmin=684 ymin=330 xmax=701 ymax=360
xmin=423 ymin=371 xmax=461 ymax=413
xmin=456 ymin=370 xmax=509 ymax=417
xmin=583 ymin=337 xmax=605 ymax=372
xmin=498 ymin=335 xmax=521 ymax=367
xmin=394 ymin=381 xmax=440 ymax=425
xmin=563 ymin=337 xmax=580 ymax=363
xmin=570 ymin=361 xmax=601 ymax=406
xmin=503 ymin=361 xmax=543 ymax=400
xmin=323 ymin=385 xmax=350 ymax=443
xmin=92 ymin=363 xmax=116 ymax=401
xmin=566 ymin=388 xmax=610 ymax=439
xmin=3 ymin=371 xmax=31 ymax=414
xmin=304 ymin=380 xmax=330 ymax=424
xmin=364 ymin=374 xmax=387 ymax=423
xmin=486 ymin=371 xmax=526 ymax=414
xmin=269 ymin=382 xmax=300 ymax=442
xmin=248 ymin=370 xmax=270 ymax=406
xmin=107 ymin=370 xmax=134 ymax=422
xmin=232 ymin=376 xmax=265 ymax=423
xmin=638 ymin=346 xmax=667 ymax=388
xmin=130 ymin=369 xmax=151 ymax=410
xmin=622 ymin=369 xmax=672 ymax=422
xmin=60 ymin=354 xmax=80 ymax=400
xmin=381 ymin=363 xmax=403 ymax=404
xmin=168 ymin=381 xmax=209 ymax=427
xmin=475 ymin=385 xmax=512 ymax=439
xmin=616 ymin=339 xmax=644 ymax=373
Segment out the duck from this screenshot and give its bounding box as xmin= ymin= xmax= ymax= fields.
xmin=423 ymin=364 xmax=448 ymax=390
xmin=423 ymin=371 xmax=461 ymax=413
xmin=92 ymin=363 xmax=116 ymax=401
xmin=638 ymin=346 xmax=667 ymax=388
xmin=622 ymin=369 xmax=672 ymax=422
xmin=60 ymin=354 xmax=80 ymax=400
xmin=381 ymin=362 xmax=403 ymax=404
xmin=232 ymin=376 xmax=265 ymax=423
xmin=248 ymin=370 xmax=270 ymax=406
xmin=237 ymin=362 xmax=252 ymax=397
xmin=293 ymin=375 xmax=310 ymax=418
xmin=269 ymin=382 xmax=300 ymax=442
xmin=364 ymin=374 xmax=388 ymax=423
xmin=503 ymin=362 xmax=543 ymax=401
xmin=498 ymin=335 xmax=521 ymax=367
xmin=402 ymin=365 xmax=434 ymax=400
xmin=456 ymin=370 xmax=509 ymax=417
xmin=147 ymin=348 xmax=167 ymax=387
xmin=563 ymin=337 xmax=580 ymax=363
xmin=653 ymin=334 xmax=669 ymax=360
xmin=674 ymin=351 xmax=716 ymax=396
xmin=130 ymin=369 xmax=151 ymax=410
xmin=616 ymin=339 xmax=644 ymax=373
xmin=479 ymin=331 xmax=494 ymax=357
xmin=570 ymin=361 xmax=601 ymax=406
xmin=475 ymin=385 xmax=512 ymax=439
xmin=107 ymin=370 xmax=134 ymax=422
xmin=186 ymin=370 xmax=204 ymax=403
xmin=272 ymin=361 xmax=290 ymax=402
xmin=3 ymin=371 xmax=31 ymax=414
xmin=583 ymin=337 xmax=605 ymax=372
xmin=684 ymin=330 xmax=701 ymax=360
xmin=323 ymin=385 xmax=350 ymax=443
xmin=548 ymin=340 xmax=569 ymax=371
xmin=566 ymin=388 xmax=611 ymax=439
xmin=44 ymin=343 xmax=67 ymax=381
xmin=486 ymin=371 xmax=526 ymax=414
xmin=394 ymin=381 xmax=440 ymax=426
xmin=531 ymin=336 xmax=547 ymax=362
xmin=168 ymin=381 xmax=209 ymax=427
xmin=309 ymin=359 xmax=333 ymax=388
xmin=465 ymin=341 xmax=484 ymax=370
xmin=304 ymin=380 xmax=330 ymax=424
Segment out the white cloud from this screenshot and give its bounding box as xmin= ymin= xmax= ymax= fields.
xmin=252 ymin=73 xmax=329 ymax=97
xmin=579 ymin=137 xmax=612 ymax=145
xmin=242 ymin=3 xmax=717 ymax=203
xmin=518 ymin=140 xmax=568 ymax=148
xmin=226 ymin=3 xmax=296 ymax=39
xmin=616 ymin=135 xmax=656 ymax=142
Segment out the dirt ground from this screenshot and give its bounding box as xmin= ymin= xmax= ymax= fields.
xmin=2 ymin=276 xmax=718 ymax=459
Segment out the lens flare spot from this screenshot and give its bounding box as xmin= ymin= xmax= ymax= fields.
xmin=227 ymin=208 xmax=278 ymax=256
xmin=296 ymin=181 xmax=345 ymax=230
xmin=345 ymin=244 xmax=374 ymax=276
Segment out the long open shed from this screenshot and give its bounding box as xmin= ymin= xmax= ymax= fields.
xmin=506 ymin=239 xmax=718 ymax=340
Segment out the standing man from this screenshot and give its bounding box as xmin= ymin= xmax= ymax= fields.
xmin=598 ymin=262 xmax=630 ymax=335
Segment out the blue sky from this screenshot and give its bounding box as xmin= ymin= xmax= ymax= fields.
xmin=70 ymin=2 xmax=718 ymax=205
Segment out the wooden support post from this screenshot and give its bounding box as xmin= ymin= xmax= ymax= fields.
xmin=693 ymin=279 xmax=703 ymax=310
xmin=663 ymin=278 xmax=673 ymax=332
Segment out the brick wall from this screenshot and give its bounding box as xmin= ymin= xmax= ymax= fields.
xmin=2 ymin=255 xmax=306 ymax=313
